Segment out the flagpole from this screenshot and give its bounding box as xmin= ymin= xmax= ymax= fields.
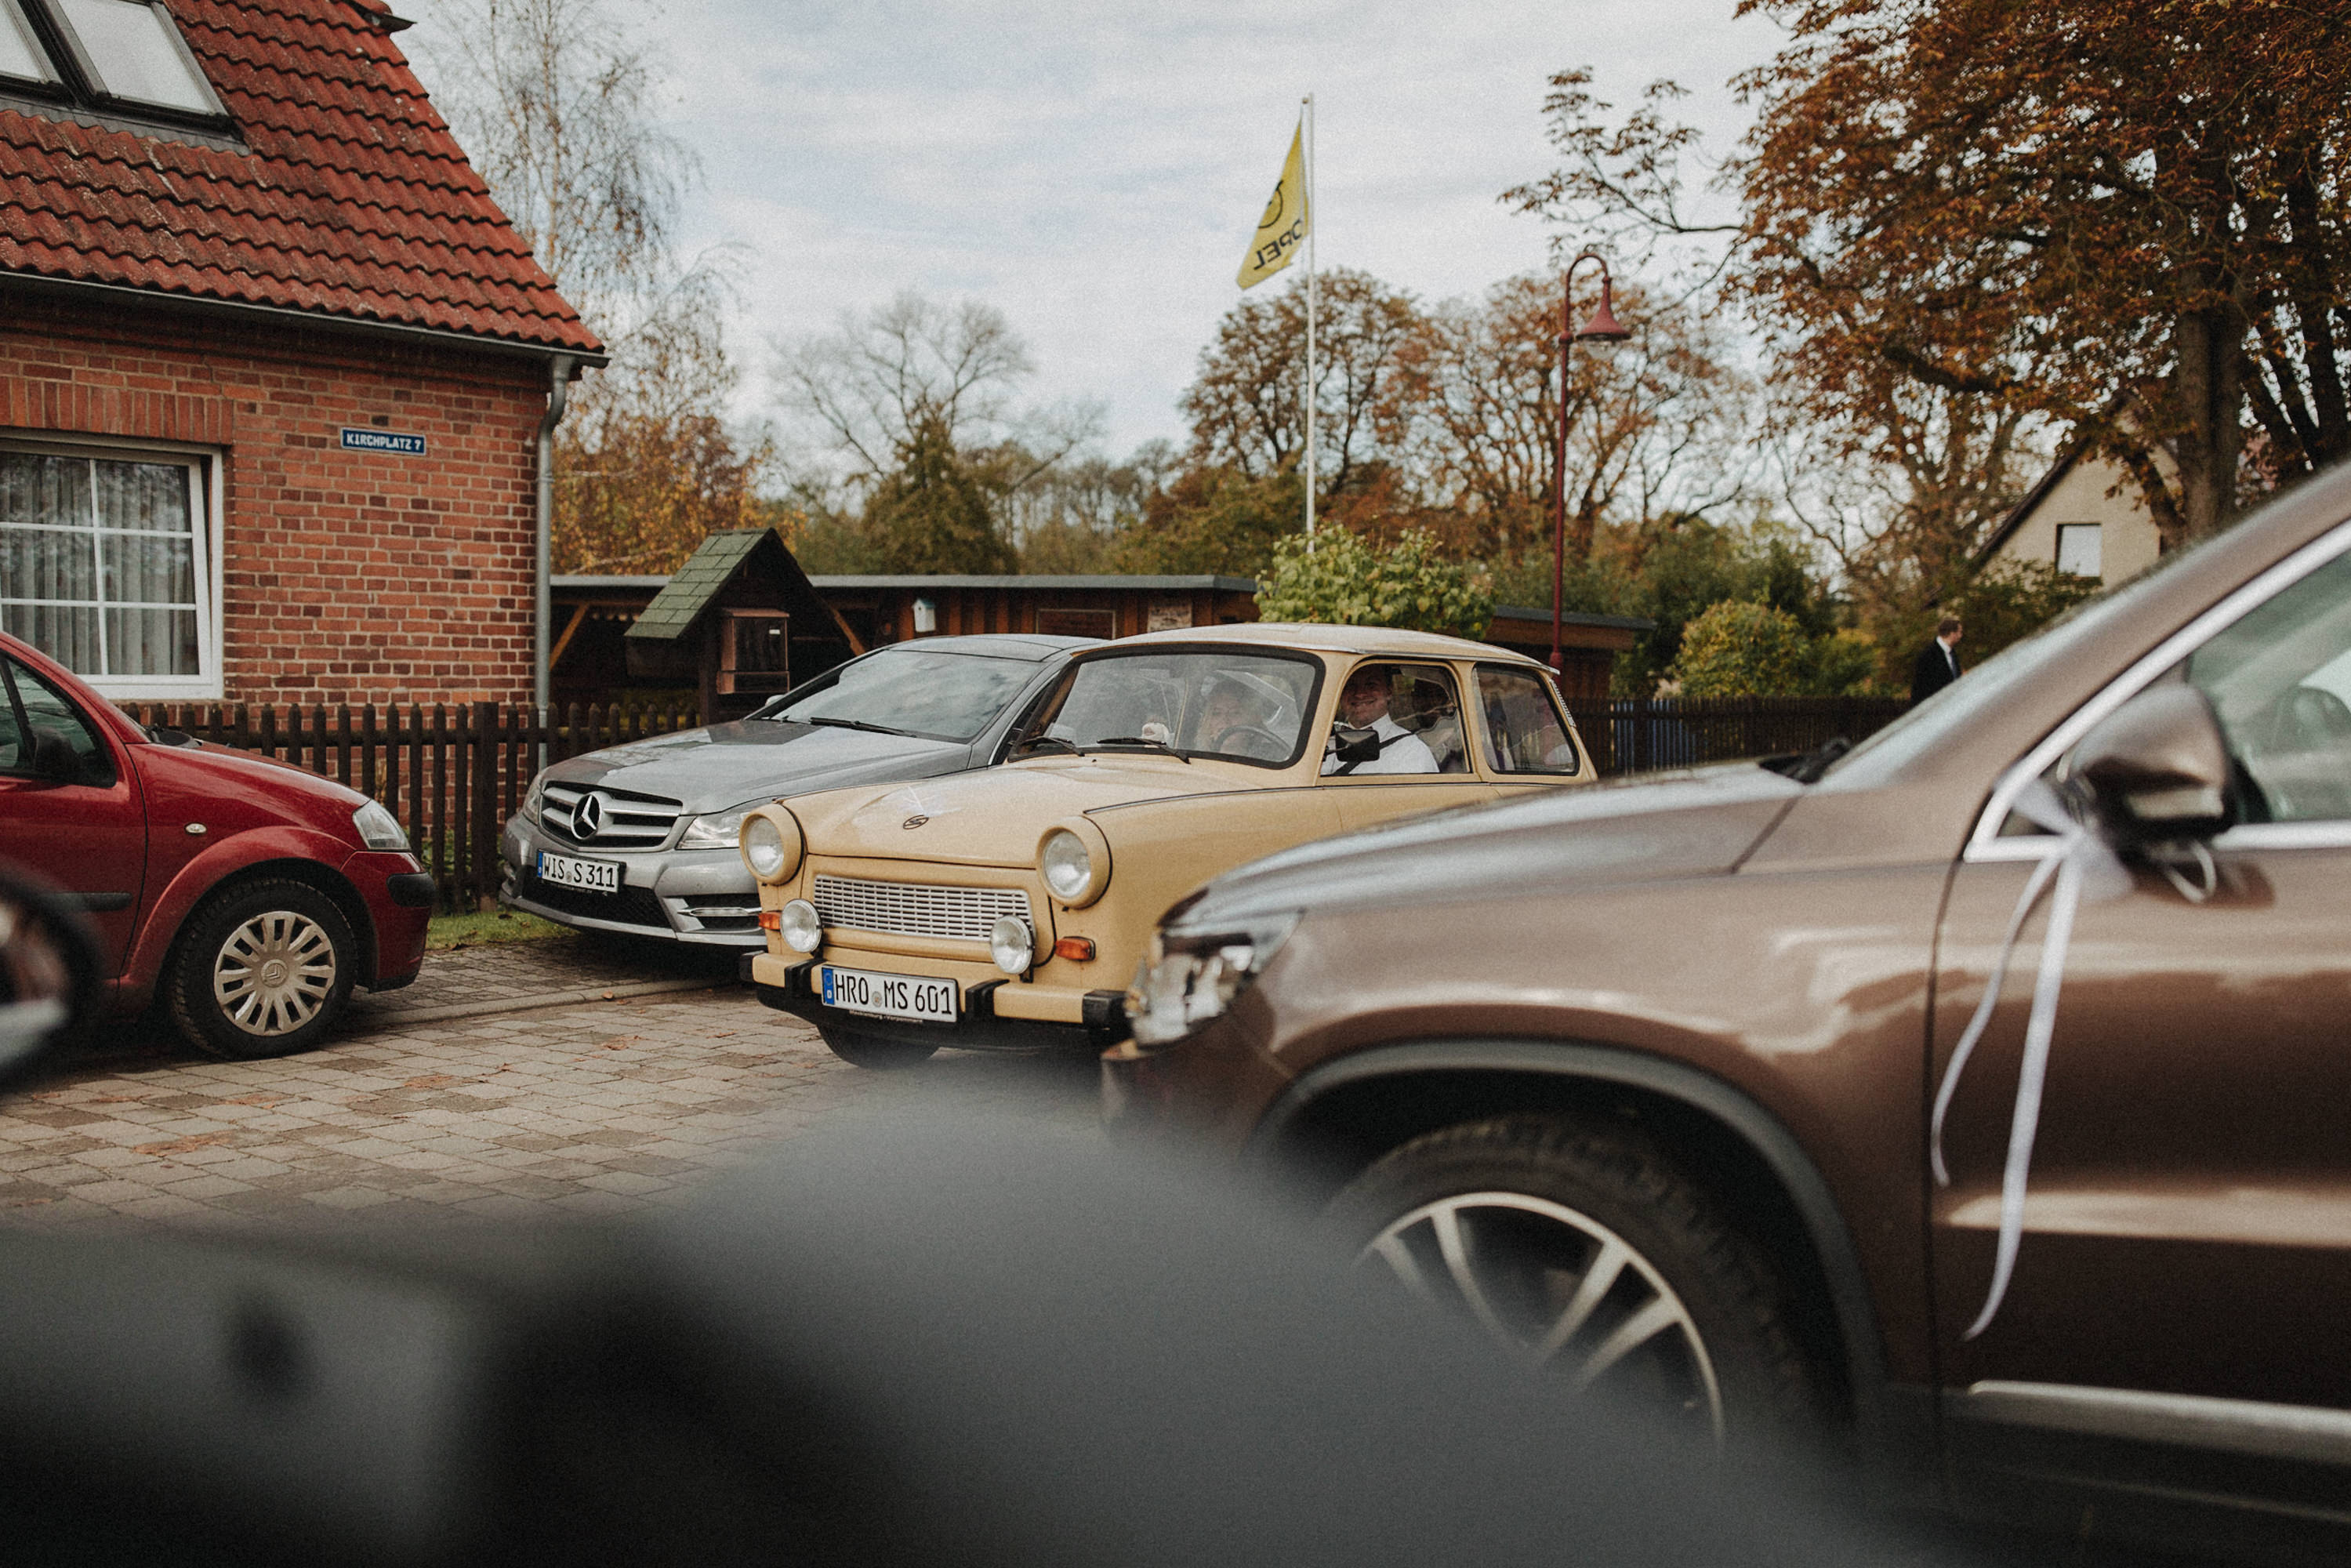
xmin=1303 ymin=92 xmax=1316 ymax=550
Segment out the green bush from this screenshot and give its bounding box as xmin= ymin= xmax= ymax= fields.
xmin=1672 ymin=601 xmax=1811 ymax=696
xmin=1254 ymin=527 xmax=1493 ymax=640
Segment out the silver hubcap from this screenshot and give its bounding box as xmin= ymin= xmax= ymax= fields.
xmin=212 ymin=912 xmax=337 ymax=1036
xmin=1359 ymin=1192 xmax=1725 ymax=1441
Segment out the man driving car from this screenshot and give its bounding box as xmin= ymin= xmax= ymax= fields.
xmin=1321 ymin=663 xmax=1438 ymax=775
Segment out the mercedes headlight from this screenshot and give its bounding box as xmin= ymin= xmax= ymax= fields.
xmin=1037 ymin=822 xmax=1110 ymax=906
xmin=679 ymin=806 xmax=753 ymax=850
xmin=739 ymin=809 xmax=803 ymax=884
xmin=352 ymin=800 xmax=409 ymax=853
xmin=521 ymin=771 xmax=547 ymax=824
xmin=777 ymin=898 xmax=822 ymax=953
xmin=1126 ymin=912 xmax=1300 ymax=1048
xmin=989 ymin=915 xmax=1035 ymax=975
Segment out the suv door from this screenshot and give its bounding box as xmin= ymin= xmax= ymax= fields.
xmin=0 ymin=651 xmax=146 ymax=974
xmin=1931 ymin=536 xmax=2351 ymax=1530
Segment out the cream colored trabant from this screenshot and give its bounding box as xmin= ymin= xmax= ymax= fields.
xmin=737 ymin=623 xmax=1593 ymax=1067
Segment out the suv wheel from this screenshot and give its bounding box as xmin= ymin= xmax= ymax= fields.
xmin=168 ymin=880 xmax=356 ymax=1060
xmin=1328 ymin=1115 xmax=1817 ymax=1446
xmin=818 ymin=1025 xmax=938 ymax=1070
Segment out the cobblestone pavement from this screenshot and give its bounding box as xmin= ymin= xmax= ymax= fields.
xmin=0 ymin=942 xmax=1101 ymax=1236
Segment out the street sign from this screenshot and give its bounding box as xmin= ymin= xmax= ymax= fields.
xmin=339 ymin=427 xmax=427 ymax=456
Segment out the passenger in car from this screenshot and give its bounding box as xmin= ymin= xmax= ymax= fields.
xmin=1322 ymin=665 xmax=1439 ymax=775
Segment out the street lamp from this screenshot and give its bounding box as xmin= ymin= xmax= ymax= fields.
xmin=1551 ymin=252 xmax=1631 ymax=673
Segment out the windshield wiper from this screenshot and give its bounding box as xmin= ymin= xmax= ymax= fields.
xmin=1014 ymin=733 xmax=1078 ymax=756
xmin=806 ymin=716 xmax=912 ymax=738
xmin=1760 ymin=735 xmax=1850 ymax=784
xmin=1092 ymin=736 xmax=1192 ymax=763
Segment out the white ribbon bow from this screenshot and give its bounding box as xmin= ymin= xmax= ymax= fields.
xmin=1929 ymin=779 xmax=2134 ymax=1340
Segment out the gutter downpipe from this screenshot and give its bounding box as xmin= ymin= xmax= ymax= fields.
xmin=535 ymin=354 xmax=577 ymax=768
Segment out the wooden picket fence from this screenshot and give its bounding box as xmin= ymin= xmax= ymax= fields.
xmin=1576 ymin=695 xmax=1910 ymax=776
xmin=122 ymin=700 xmax=701 ymax=913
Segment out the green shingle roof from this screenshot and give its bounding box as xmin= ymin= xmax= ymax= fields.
xmin=624 ymin=529 xmax=772 ymax=641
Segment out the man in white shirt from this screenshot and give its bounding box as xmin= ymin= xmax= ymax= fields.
xmin=1322 ymin=664 xmax=1439 ymax=775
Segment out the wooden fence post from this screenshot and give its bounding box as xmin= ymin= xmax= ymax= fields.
xmin=472 ymin=700 xmax=500 ymax=911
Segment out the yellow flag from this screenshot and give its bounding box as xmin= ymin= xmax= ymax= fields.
xmin=1236 ymin=122 xmax=1309 ymax=289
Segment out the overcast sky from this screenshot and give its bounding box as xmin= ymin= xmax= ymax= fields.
xmin=415 ymin=1 xmax=1783 ymax=458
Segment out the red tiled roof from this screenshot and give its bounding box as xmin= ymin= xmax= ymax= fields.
xmin=0 ymin=0 xmax=601 ymax=354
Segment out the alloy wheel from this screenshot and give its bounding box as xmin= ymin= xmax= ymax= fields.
xmin=212 ymin=911 xmax=339 ymax=1037
xmin=1359 ymin=1191 xmax=1725 ymax=1441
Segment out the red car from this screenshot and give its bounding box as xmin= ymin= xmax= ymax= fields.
xmin=0 ymin=631 xmax=432 ymax=1058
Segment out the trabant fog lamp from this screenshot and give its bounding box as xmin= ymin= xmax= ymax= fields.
xmin=777 ymin=899 xmax=823 ymax=954
xmin=989 ymin=916 xmax=1035 ymax=975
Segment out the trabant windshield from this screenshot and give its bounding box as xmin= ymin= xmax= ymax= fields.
xmin=1016 ymin=650 xmax=1320 ymax=766
xmin=761 ymin=647 xmax=1036 ymax=742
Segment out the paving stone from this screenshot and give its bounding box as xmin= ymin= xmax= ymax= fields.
xmin=0 ymin=939 xmax=1100 ymax=1236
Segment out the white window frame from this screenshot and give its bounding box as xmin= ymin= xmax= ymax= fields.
xmin=0 ymin=430 xmax=225 ymax=701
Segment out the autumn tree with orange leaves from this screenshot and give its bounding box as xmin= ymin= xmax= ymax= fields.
xmin=1519 ymin=0 xmax=2351 ymax=564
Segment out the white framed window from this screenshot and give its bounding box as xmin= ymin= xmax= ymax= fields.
xmin=2055 ymin=522 xmax=2102 ymax=580
xmin=0 ymin=435 xmax=223 ymax=699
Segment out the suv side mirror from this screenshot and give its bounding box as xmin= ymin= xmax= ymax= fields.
xmin=28 ymin=731 xmax=80 ymax=784
xmin=1329 ymin=726 xmax=1381 ymax=766
xmin=2073 ymin=684 xmax=2237 ymax=844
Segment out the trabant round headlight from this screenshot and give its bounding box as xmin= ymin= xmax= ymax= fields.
xmin=740 ymin=809 xmax=802 ymax=884
xmin=989 ymin=915 xmax=1034 ymax=975
xmin=1036 ymin=820 xmax=1110 ymax=908
xmin=777 ymin=898 xmax=823 ymax=954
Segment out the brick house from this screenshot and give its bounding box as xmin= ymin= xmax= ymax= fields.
xmin=0 ymin=0 xmax=600 ymax=709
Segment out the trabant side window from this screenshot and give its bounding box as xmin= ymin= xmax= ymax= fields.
xmin=0 ymin=654 xmax=111 ymax=783
xmin=1321 ymin=662 xmax=1464 ymax=776
xmin=1018 ymin=651 xmax=1319 ymax=767
xmin=1476 ymin=665 xmax=1581 ymax=776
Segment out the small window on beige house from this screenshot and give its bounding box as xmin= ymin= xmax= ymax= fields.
xmin=2055 ymin=523 xmax=2102 ymax=580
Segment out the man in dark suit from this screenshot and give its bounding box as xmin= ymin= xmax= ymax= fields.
xmin=1910 ymin=616 xmax=1963 ymax=705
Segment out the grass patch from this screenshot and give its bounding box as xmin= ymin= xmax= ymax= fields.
xmin=427 ymin=908 xmax=571 ymax=951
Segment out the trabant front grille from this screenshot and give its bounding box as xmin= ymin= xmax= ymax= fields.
xmin=812 ymin=875 xmax=1031 ymax=942
xmin=541 ymin=782 xmax=683 ymax=849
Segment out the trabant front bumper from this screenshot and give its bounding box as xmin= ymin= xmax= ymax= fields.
xmin=748 ymin=952 xmax=1127 ymax=1053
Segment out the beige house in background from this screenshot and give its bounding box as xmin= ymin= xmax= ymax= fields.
xmin=1982 ymin=447 xmax=2164 ymax=584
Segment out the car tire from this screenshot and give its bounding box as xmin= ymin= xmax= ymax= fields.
xmin=1328 ymin=1114 xmax=1819 ymax=1446
xmin=167 ymin=879 xmax=357 ymax=1061
xmin=818 ymin=1025 xmax=939 ymax=1071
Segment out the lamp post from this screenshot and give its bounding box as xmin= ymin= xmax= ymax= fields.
xmin=1551 ymin=252 xmax=1630 ymax=673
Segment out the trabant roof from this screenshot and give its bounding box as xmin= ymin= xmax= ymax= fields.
xmin=1104 ymin=622 xmax=1544 ymax=664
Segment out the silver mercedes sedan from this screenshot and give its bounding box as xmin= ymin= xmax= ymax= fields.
xmin=499 ymin=634 xmax=1097 ymax=945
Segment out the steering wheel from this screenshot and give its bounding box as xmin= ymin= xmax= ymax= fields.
xmin=1210 ymin=724 xmax=1290 ymax=761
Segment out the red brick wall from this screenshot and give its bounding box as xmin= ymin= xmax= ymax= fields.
xmin=0 ymin=289 xmax=553 ymax=707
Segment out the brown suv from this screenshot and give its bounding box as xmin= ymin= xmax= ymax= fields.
xmin=1105 ymin=464 xmax=2351 ymax=1561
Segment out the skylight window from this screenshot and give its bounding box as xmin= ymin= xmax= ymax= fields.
xmin=0 ymin=0 xmax=227 ymax=126
xmin=49 ymin=0 xmax=219 ymax=114
xmin=0 ymin=0 xmax=57 ymax=84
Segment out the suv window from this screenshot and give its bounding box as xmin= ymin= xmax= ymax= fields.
xmin=0 ymin=654 xmax=113 ymax=784
xmin=1477 ymin=666 xmax=1580 ymax=775
xmin=2183 ymin=548 xmax=2351 ymax=822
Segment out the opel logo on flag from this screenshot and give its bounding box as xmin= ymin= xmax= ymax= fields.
xmin=574 ymin=791 xmax=607 ymax=841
